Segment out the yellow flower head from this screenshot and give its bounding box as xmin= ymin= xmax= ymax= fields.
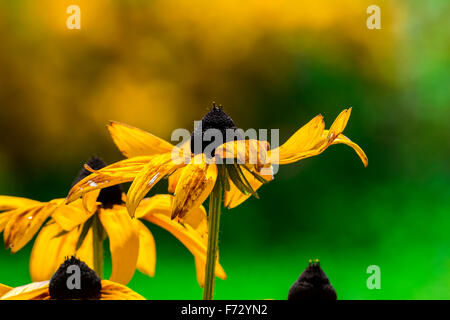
xmin=67 ymin=105 xmax=367 ymax=219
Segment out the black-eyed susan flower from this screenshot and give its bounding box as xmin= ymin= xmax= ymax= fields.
xmin=66 ymin=104 xmax=367 ymax=299
xmin=0 ymin=256 xmax=145 ymax=300
xmin=0 ymin=157 xmax=225 ymax=287
xmin=288 ymin=259 xmax=337 ymax=301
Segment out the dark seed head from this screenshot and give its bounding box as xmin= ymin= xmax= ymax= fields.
xmin=287 ymin=259 xmax=337 ymax=300
xmin=191 ymin=103 xmax=241 ymax=156
xmin=49 ymin=256 xmax=102 ymax=300
xmin=71 ymin=156 xmax=123 ymax=209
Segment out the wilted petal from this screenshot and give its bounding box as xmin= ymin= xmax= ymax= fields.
xmin=327 ymin=132 xmax=368 ymax=167
xmin=67 ymin=156 xmax=153 ymax=204
xmin=172 ymin=155 xmax=218 ymax=219
xmin=99 ymin=207 xmax=139 ymax=285
xmin=107 ymin=121 xmax=174 ymax=158
xmin=215 ymin=139 xmax=270 ymax=168
xmin=3 ymin=202 xmax=58 ymax=253
xmin=0 ymin=196 xmax=41 ymax=211
xmin=126 ymin=153 xmax=184 ymax=218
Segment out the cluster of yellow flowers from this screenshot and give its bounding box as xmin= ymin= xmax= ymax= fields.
xmin=0 ymin=106 xmax=366 ymax=300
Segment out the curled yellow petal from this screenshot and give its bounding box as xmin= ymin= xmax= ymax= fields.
xmin=127 ymin=152 xmax=184 ymax=218
xmin=67 ymin=156 xmax=152 ymax=204
xmin=172 ymin=155 xmax=218 ymax=219
xmin=107 ymin=121 xmax=174 ymax=158
xmin=135 ymin=220 xmax=156 ymax=277
xmin=0 ymin=196 xmax=41 ymax=211
xmin=99 ymin=207 xmax=139 ymax=285
xmin=168 ymin=167 xmax=184 ymax=193
xmin=3 ymin=203 xmax=57 ymax=253
xmin=100 ymin=280 xmax=146 ymax=300
xmin=272 ymin=109 xmax=367 ymax=166
xmin=328 ymin=132 xmax=368 ymax=167
xmin=0 ymin=281 xmax=50 ymax=300
xmin=270 ymin=114 xmax=325 ymax=164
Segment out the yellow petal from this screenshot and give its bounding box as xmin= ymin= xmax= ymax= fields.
xmin=100 ymin=280 xmax=145 ymax=300
xmin=0 ymin=210 xmax=15 ymax=233
xmin=135 ymin=220 xmax=156 ymax=277
xmin=138 ymin=196 xmax=226 ymax=285
xmin=168 ymin=167 xmax=183 ymax=193
xmin=0 ymin=283 xmax=12 ymax=296
xmin=126 ymin=153 xmax=184 ymax=218
xmin=67 ymin=156 xmax=152 ymax=204
xmin=215 ymin=139 xmax=270 ymax=169
xmin=0 ymin=281 xmax=50 ymax=300
xmin=270 ymin=114 xmax=325 ymax=164
xmin=194 ymin=256 xmax=227 ymax=287
xmin=272 ymin=109 xmax=367 ymax=165
xmin=327 ymin=108 xmax=352 ymax=140
xmin=30 ymin=221 xmax=94 ymax=281
xmin=0 ymin=196 xmax=41 ymax=211
xmin=51 ymin=199 xmax=95 ymax=231
xmin=3 ymin=202 xmax=57 ymax=253
xmin=107 ymin=121 xmax=174 ymax=158
xmin=172 ymin=155 xmax=218 ymax=219
xmin=327 ymin=132 xmax=368 ymax=167
xmin=98 ymin=207 xmax=139 ymax=285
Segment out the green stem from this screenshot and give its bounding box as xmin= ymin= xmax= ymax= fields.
xmin=92 ymin=214 xmax=104 ymax=278
xmin=202 ymin=169 xmax=223 ymax=300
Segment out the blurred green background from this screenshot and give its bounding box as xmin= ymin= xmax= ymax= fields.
xmin=0 ymin=0 xmax=449 ymax=299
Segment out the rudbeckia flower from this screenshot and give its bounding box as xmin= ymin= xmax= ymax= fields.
xmin=66 ymin=104 xmax=367 ymax=299
xmin=0 ymin=157 xmax=225 ymax=286
xmin=0 ymin=256 xmax=145 ymax=300
xmin=67 ymin=105 xmax=367 ymax=218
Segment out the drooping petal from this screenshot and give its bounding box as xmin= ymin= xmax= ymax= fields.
xmin=3 ymin=202 xmax=58 ymax=253
xmin=270 ymin=115 xmax=325 ymax=165
xmin=326 ymin=132 xmax=368 ymax=167
xmin=0 ymin=281 xmax=50 ymax=300
xmin=100 ymin=280 xmax=145 ymax=300
xmin=194 ymin=256 xmax=227 ymax=287
xmin=107 ymin=121 xmax=174 ymax=158
xmin=271 ymin=109 xmax=367 ymax=166
xmin=30 ymin=221 xmax=94 ymax=281
xmin=127 ymin=152 xmax=185 ymax=218
xmin=172 ymin=155 xmax=218 ymax=219
xmin=66 ymin=156 xmax=153 ymax=204
xmin=137 ymin=195 xmax=226 ymax=285
xmin=98 ymin=207 xmax=139 ymax=285
xmin=0 ymin=196 xmax=41 ymax=211
xmin=135 ymin=220 xmax=156 ymax=277
xmin=0 ymin=210 xmax=15 ymax=233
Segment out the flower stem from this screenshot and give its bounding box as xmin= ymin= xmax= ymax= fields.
xmin=203 ymin=168 xmax=223 ymax=300
xmin=92 ymin=214 xmax=104 ymax=278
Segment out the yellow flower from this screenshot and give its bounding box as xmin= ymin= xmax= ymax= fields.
xmin=0 ymin=157 xmax=225 ymax=287
xmin=0 ymin=256 xmax=145 ymax=300
xmin=67 ymin=106 xmax=367 ymax=218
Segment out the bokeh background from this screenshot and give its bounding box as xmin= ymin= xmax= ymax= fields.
xmin=0 ymin=0 xmax=449 ymax=299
